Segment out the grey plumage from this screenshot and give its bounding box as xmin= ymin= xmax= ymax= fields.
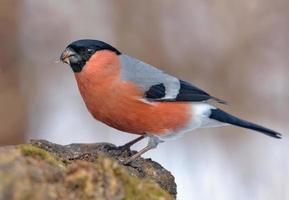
xmin=119 ymin=54 xmax=225 ymax=103
xmin=120 ymin=54 xmax=181 ymax=99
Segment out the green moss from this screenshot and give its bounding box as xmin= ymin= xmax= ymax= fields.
xmin=19 ymin=144 xmax=59 ymax=166
xmin=76 ymin=175 xmax=88 ymax=190
xmin=69 ymin=174 xmax=88 ymax=191
xmin=1 ymin=143 xmax=175 ymax=200
xmin=114 ymin=166 xmax=174 ymax=200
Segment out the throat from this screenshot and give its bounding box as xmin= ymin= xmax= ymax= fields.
xmin=71 ymin=62 xmax=85 ymax=73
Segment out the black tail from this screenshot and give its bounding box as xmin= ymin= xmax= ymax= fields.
xmin=209 ymin=109 xmax=282 ymax=139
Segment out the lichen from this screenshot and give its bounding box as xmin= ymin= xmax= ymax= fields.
xmin=112 ymin=162 xmax=174 ymax=200
xmin=0 ymin=141 xmax=176 ymax=200
xmin=19 ymin=144 xmax=60 ymax=166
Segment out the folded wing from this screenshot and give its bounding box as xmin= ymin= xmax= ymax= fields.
xmin=119 ymin=54 xmax=226 ymax=104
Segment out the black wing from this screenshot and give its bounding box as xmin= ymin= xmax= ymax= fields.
xmin=144 ymin=83 xmax=166 ymax=99
xmin=145 ymin=80 xmax=227 ymax=104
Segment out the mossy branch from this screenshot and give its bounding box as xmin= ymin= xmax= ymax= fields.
xmin=0 ymin=140 xmax=176 ymax=200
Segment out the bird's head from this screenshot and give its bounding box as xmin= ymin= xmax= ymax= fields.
xmin=60 ymin=39 xmax=121 ymax=73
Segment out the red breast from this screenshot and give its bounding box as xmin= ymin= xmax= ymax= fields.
xmin=74 ymin=50 xmax=192 ymax=136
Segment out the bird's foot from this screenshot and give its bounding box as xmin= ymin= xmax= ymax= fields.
xmin=120 ymin=155 xmax=138 ymax=165
xmin=117 ymin=135 xmax=145 ymax=152
xmin=117 ymin=144 xmax=133 ymax=154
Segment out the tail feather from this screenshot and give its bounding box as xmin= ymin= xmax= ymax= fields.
xmin=209 ymin=109 xmax=282 ymax=139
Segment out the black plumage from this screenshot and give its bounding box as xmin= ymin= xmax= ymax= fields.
xmin=146 ymin=80 xmax=226 ymax=104
xmin=175 ymin=80 xmax=213 ymax=102
xmin=210 ymin=108 xmax=282 ymax=138
xmin=68 ymin=39 xmax=121 ymax=56
xmin=145 ymin=83 xmax=166 ymax=99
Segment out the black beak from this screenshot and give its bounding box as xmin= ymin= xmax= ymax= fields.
xmin=60 ymin=47 xmax=76 ymax=64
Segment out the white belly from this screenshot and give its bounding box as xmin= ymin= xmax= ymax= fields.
xmin=156 ymin=103 xmax=227 ymax=141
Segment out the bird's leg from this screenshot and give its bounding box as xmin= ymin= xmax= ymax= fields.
xmin=123 ymin=136 xmax=163 ymax=164
xmin=118 ymin=135 xmax=145 ymax=150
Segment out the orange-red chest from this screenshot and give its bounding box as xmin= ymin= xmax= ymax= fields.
xmin=74 ymin=51 xmax=192 ymax=136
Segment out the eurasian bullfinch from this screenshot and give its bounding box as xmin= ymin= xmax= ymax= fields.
xmin=60 ymin=39 xmax=281 ymax=163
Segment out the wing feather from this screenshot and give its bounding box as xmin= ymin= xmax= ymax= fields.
xmin=119 ymin=54 xmax=226 ymax=104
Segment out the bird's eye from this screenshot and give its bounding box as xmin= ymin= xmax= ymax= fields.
xmin=87 ymin=49 xmax=94 ymax=53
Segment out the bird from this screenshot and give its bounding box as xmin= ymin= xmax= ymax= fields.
xmin=60 ymin=39 xmax=282 ymax=163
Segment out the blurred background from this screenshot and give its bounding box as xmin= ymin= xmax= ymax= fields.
xmin=1 ymin=0 xmax=288 ymax=199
